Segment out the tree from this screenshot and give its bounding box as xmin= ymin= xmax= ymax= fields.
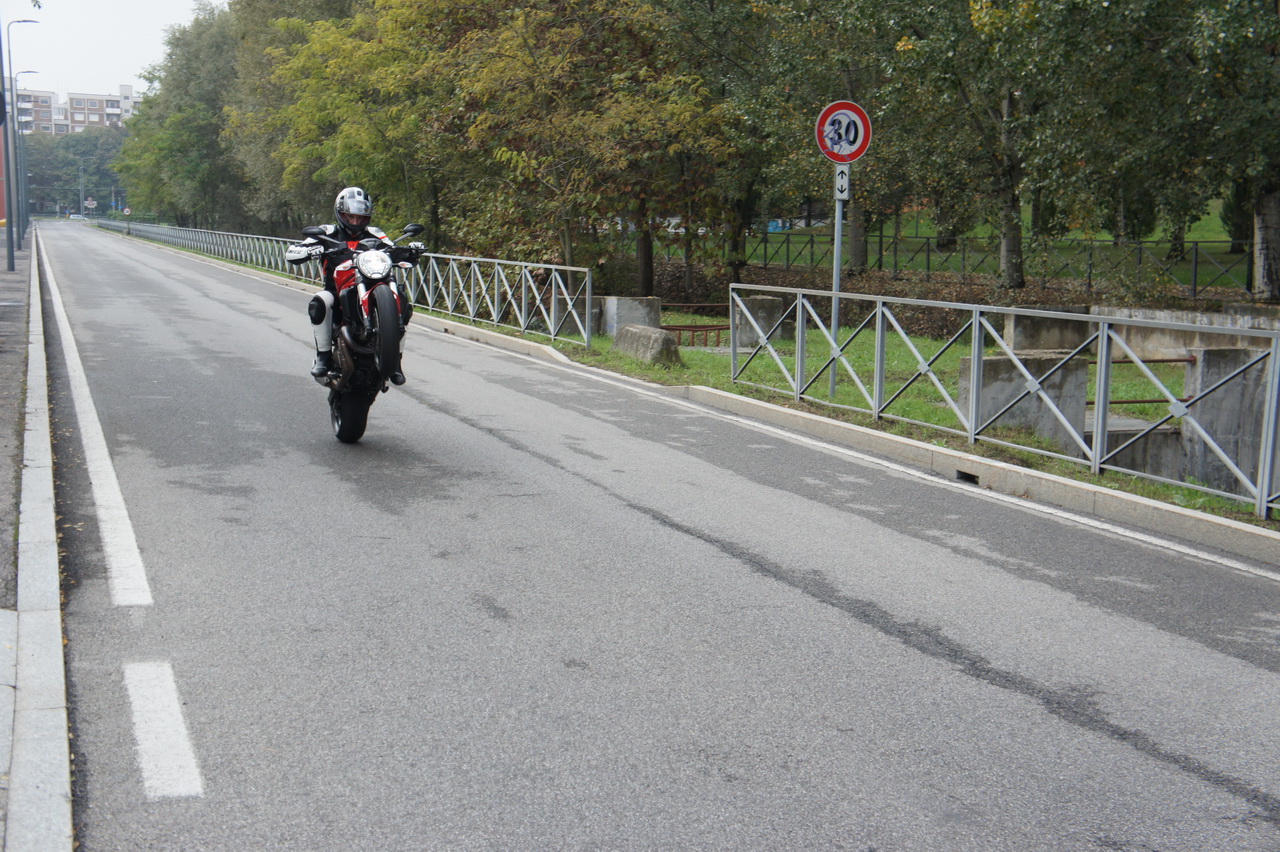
xmin=115 ymin=2 xmax=247 ymax=228
xmin=223 ymin=0 xmax=355 ymax=235
xmin=1183 ymin=0 xmax=1280 ymax=300
xmin=25 ymin=127 xmax=127 ymax=215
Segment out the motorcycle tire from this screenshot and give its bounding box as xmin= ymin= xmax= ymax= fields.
xmin=369 ymin=285 xmax=401 ymax=384
xmin=329 ymin=388 xmax=370 ymax=444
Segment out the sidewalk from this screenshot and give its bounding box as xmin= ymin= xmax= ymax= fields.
xmin=0 ymin=235 xmax=74 ymax=851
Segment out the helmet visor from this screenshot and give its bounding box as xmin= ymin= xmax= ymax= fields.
xmin=343 ymin=213 xmax=371 ymax=228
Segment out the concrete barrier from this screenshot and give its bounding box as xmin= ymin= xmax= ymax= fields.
xmin=604 ymin=296 xmax=660 ymax=336
xmin=733 ymin=296 xmax=793 ymax=348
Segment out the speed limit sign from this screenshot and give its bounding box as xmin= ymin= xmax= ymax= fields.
xmin=816 ymin=101 xmax=872 ymax=164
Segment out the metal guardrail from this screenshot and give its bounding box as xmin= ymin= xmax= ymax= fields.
xmin=95 ymin=220 xmax=595 ymax=345
xmin=730 ymin=284 xmax=1280 ymax=518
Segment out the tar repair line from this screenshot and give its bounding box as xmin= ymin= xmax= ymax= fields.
xmin=40 ymin=234 xmax=154 ymax=606
xmin=432 ymin=330 xmax=1280 ymax=585
xmin=122 ymin=661 xmax=204 ymax=799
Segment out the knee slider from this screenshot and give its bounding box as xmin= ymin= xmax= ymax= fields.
xmin=308 ymin=292 xmax=334 ymax=325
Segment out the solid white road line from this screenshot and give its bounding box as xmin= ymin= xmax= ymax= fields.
xmin=39 ymin=233 xmax=154 ymax=606
xmin=122 ymin=661 xmax=204 ymax=800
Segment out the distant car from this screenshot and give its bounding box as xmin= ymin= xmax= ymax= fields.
xmin=68 ymin=214 xmax=86 ymax=220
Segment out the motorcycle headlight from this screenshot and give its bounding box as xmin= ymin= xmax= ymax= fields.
xmin=355 ymin=250 xmax=393 ymax=280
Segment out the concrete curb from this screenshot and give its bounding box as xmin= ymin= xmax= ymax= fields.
xmin=97 ymin=228 xmax=1280 ymax=570
xmin=414 ymin=315 xmax=574 ymax=364
xmin=668 ymin=386 xmax=1280 ymax=569
xmin=7 ymin=233 xmax=74 ymax=851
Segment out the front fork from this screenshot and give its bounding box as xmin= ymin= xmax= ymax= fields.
xmin=357 ymin=277 xmax=410 ymax=334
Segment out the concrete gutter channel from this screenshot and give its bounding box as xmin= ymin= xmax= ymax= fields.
xmin=4 ymin=232 xmax=1279 ymax=849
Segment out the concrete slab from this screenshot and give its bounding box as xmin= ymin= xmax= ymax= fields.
xmin=0 ymin=610 xmax=16 ymax=689
xmin=5 ymin=706 xmax=73 ymax=852
xmin=15 ymin=611 xmax=65 ymax=715
xmin=15 ymin=543 xmax=59 ymax=617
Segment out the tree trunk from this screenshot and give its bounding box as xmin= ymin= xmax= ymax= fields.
xmin=1113 ymin=190 xmax=1126 ymax=245
xmin=728 ymin=181 xmax=756 ymax=283
xmin=847 ymin=201 xmax=868 ymax=273
xmin=997 ymin=90 xmax=1025 ymax=289
xmin=1254 ymin=187 xmax=1280 ymax=302
xmin=430 ymin=182 xmax=441 ymax=253
xmin=559 ymin=213 xmax=575 ymax=268
xmin=682 ymin=221 xmax=695 ymax=292
xmin=1166 ymin=220 xmax=1186 ymax=261
xmin=636 ymin=196 xmax=654 ymax=298
xmin=999 ymin=186 xmax=1025 ymax=289
xmin=1223 ymin=179 xmax=1252 ymax=254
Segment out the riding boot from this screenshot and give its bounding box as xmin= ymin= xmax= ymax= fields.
xmin=390 ymin=327 xmax=406 ymax=385
xmin=311 ymin=350 xmax=334 ymax=378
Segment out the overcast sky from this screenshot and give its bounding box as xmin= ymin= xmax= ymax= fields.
xmin=0 ymin=0 xmax=201 ymax=98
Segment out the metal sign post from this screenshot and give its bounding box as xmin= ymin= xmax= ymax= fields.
xmin=830 ymin=165 xmax=850 ymax=396
xmin=815 ymin=102 xmax=871 ymax=399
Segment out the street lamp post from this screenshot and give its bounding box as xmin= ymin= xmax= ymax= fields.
xmin=1 ymin=17 xmax=36 ymax=268
xmin=13 ymin=69 xmax=36 ymax=248
xmin=5 ymin=19 xmax=36 ymax=249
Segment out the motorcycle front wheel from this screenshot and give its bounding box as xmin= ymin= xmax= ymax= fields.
xmin=369 ymin=285 xmax=401 ymax=383
xmin=329 ymin=388 xmax=370 ymax=444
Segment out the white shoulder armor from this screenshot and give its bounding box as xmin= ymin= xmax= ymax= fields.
xmin=367 ymin=226 xmax=388 ymax=240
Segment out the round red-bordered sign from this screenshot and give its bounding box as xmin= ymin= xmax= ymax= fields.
xmin=815 ymin=101 xmax=872 ymax=164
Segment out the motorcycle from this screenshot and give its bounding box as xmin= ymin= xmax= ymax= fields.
xmin=286 ymin=223 xmax=426 ymax=443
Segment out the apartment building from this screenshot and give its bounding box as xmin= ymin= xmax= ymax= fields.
xmin=12 ymin=84 xmax=136 ymax=135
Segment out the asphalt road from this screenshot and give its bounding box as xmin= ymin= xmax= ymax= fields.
xmin=40 ymin=221 xmax=1280 ymax=850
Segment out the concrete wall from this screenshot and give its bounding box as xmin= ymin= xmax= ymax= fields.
xmin=1093 ymin=307 xmax=1280 ymax=359
xmin=1001 ymin=305 xmax=1280 ymax=360
xmin=1182 ymin=347 xmax=1278 ymax=496
xmin=958 ymin=351 xmax=1089 ymax=457
xmin=1002 ymin=306 xmax=1093 ymax=352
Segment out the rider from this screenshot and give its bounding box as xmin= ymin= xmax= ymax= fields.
xmin=287 ymin=186 xmax=406 ymax=385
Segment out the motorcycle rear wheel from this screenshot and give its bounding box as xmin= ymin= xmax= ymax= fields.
xmin=369 ymin=285 xmax=401 ymax=383
xmin=329 ymin=388 xmax=370 ymax=444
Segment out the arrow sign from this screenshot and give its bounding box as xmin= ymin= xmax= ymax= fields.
xmin=816 ymin=101 xmax=872 ymax=164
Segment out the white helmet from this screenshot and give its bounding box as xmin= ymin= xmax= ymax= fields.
xmin=334 ymin=186 xmax=373 ymax=236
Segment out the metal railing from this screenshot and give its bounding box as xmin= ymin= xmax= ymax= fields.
xmin=730 ymin=283 xmax=1280 ymax=518
xmin=95 ymin=220 xmax=595 ymax=345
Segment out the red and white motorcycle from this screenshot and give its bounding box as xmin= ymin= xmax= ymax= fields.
xmin=286 ymin=223 xmax=426 ymax=442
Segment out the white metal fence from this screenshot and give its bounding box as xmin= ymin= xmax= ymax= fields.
xmin=95 ymin=220 xmax=595 ymax=345
xmin=730 ymin=284 xmax=1280 ymax=518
